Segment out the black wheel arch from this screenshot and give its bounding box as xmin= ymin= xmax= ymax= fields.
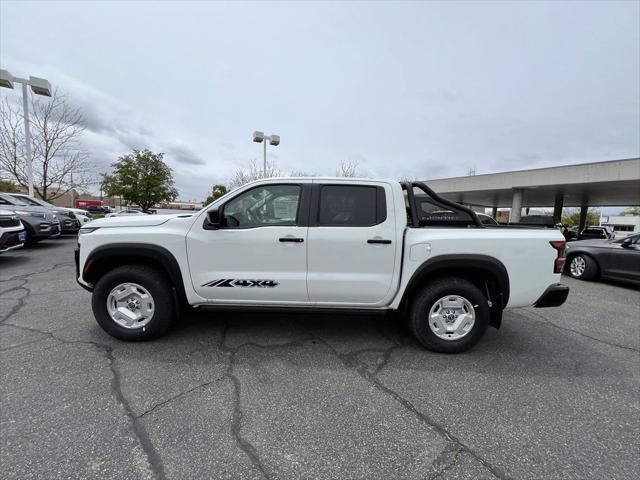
xmin=81 ymin=243 xmax=188 ymax=306
xmin=400 ymin=254 xmax=509 ymax=329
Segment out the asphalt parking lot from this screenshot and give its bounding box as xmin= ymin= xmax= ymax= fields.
xmin=1 ymin=236 xmax=638 ymax=480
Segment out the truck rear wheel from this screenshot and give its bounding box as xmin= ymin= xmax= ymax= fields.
xmin=408 ymin=277 xmax=490 ymax=353
xmin=91 ymin=264 xmax=175 ymax=341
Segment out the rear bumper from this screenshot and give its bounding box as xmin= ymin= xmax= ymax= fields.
xmin=534 ymin=283 xmax=569 ymax=308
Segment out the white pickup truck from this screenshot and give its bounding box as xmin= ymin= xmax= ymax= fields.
xmin=75 ymin=178 xmax=569 ymax=353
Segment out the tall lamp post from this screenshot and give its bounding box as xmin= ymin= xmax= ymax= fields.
xmin=0 ymin=69 xmax=53 ymax=197
xmin=252 ymin=131 xmax=280 ymax=176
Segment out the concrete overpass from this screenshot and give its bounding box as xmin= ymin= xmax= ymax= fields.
xmin=425 ymin=158 xmax=640 ymax=227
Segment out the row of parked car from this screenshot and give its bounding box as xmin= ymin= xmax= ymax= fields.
xmin=0 ymin=193 xmax=159 ymax=254
xmin=0 ymin=192 xmax=94 ymax=253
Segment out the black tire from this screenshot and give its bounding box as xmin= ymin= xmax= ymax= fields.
xmin=567 ymin=254 xmax=598 ymax=280
xmin=22 ymin=225 xmax=39 ymax=246
xmin=408 ymin=277 xmax=490 ymax=353
xmin=91 ymin=264 xmax=175 ymax=341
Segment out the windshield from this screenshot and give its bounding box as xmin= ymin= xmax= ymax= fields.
xmin=10 ymin=194 xmax=52 ymax=207
xmin=613 ymin=234 xmax=639 ymax=243
xmin=0 ymin=193 xmax=29 ymax=206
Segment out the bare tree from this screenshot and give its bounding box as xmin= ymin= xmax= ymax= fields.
xmin=289 ymin=169 xmax=317 ymax=177
xmin=0 ymin=89 xmax=93 ymax=200
xmin=230 ymin=158 xmax=280 ymax=188
xmin=336 ymin=159 xmax=359 ymax=177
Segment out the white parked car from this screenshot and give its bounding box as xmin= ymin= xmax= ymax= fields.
xmin=105 ymin=209 xmax=147 ymax=218
xmin=76 ymin=178 xmax=569 ymax=353
xmin=0 ymin=208 xmax=26 ymax=253
xmin=76 ymin=213 xmax=92 ymax=225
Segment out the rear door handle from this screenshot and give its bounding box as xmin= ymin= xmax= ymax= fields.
xmin=279 ymin=237 xmax=304 ymax=243
xmin=367 ymin=239 xmax=392 ymax=244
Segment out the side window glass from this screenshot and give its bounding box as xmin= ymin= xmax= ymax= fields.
xmin=223 ymin=185 xmax=301 ymax=228
xmin=318 ymin=185 xmax=383 ymax=226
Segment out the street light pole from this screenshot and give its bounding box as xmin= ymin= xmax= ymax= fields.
xmin=21 ymin=83 xmax=34 ymax=197
xmin=0 ymin=70 xmax=52 ymax=198
xmin=263 ymin=140 xmax=267 ymax=176
xmin=252 ymin=131 xmax=280 ymax=177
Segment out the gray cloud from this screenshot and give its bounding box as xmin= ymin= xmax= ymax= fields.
xmin=163 ymin=143 xmax=206 ymax=165
xmin=2 ymin=1 xmax=638 ymax=201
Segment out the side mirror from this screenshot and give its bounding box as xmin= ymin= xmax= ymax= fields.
xmin=205 ymin=208 xmax=221 ymax=229
xmin=621 ymin=237 xmax=632 ymax=248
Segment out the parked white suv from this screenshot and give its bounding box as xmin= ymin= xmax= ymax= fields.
xmin=0 ymin=209 xmax=26 ymax=253
xmin=76 ymin=178 xmax=569 ymax=353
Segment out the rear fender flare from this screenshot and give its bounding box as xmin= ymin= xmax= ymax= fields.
xmin=400 ymin=254 xmax=510 ymax=327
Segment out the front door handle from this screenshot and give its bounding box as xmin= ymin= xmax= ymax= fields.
xmin=367 ymin=239 xmax=392 ymax=244
xmin=279 ymin=237 xmax=304 ymax=243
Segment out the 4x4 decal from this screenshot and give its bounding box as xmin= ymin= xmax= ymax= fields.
xmin=202 ymin=279 xmax=279 ymax=288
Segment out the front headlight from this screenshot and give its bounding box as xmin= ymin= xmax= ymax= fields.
xmin=79 ymin=227 xmax=99 ymax=234
xmin=14 ymin=210 xmax=46 ymax=218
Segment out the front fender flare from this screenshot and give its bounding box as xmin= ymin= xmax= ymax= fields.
xmin=81 ymin=243 xmax=188 ymax=305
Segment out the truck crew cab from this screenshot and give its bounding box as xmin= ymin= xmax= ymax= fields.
xmin=75 ymin=178 xmax=569 ymax=353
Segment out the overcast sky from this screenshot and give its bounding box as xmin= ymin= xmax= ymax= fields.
xmin=1 ymin=0 xmax=639 ymax=200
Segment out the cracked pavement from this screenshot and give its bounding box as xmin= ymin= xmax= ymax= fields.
xmin=1 ymin=237 xmax=639 ymax=479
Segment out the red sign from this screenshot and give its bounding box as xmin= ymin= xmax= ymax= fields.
xmin=76 ymin=200 xmax=103 ymax=208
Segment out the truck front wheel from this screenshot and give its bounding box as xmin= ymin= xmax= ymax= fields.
xmin=408 ymin=277 xmax=490 ymax=353
xmin=91 ymin=264 xmax=175 ymax=341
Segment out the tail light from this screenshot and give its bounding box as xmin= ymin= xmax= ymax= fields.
xmin=550 ymin=241 xmax=566 ymax=273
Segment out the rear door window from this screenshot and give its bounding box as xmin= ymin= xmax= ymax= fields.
xmin=318 ymin=185 xmax=385 ymax=226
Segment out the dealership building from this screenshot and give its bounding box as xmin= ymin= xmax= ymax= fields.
xmin=425 ymin=157 xmax=640 ymax=231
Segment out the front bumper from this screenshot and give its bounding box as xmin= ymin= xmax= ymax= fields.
xmin=534 ymin=283 xmax=569 ymax=308
xmin=61 ymin=218 xmax=81 ymax=233
xmin=49 ymin=223 xmax=61 ymax=237
xmin=0 ymin=228 xmax=26 ymax=253
xmin=74 ymin=247 xmax=93 ymax=292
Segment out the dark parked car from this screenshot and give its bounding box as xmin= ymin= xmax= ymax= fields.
xmin=577 ymin=226 xmax=614 ymax=240
xmin=9 ymin=193 xmax=80 ymax=234
xmin=477 ymin=213 xmax=499 ymax=226
xmin=0 ymin=193 xmax=59 ymax=244
xmin=565 ymin=233 xmax=640 ymax=285
xmin=518 ymin=215 xmax=560 ymax=228
xmin=86 ymin=205 xmax=111 ymax=214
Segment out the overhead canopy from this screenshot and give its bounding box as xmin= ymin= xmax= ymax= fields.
xmin=424 ymin=158 xmax=640 ymax=208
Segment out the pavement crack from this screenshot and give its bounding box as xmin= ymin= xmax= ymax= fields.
xmin=523 ymin=309 xmax=639 ymax=353
xmin=2 ymin=322 xmax=167 ymax=480
xmin=0 ymin=335 xmax=49 ymax=352
xmin=1 ymin=262 xmax=74 ymax=325
xmin=0 ymin=283 xmax=30 ymax=324
xmin=105 ymin=346 xmax=167 ymax=480
xmin=138 ymin=378 xmax=220 ymax=419
xmin=219 ymin=324 xmax=273 ymax=480
xmin=0 ymin=261 xmax=73 ymax=284
xmin=426 ymin=446 xmax=463 ymax=480
xmin=314 ymin=337 xmax=511 ymax=480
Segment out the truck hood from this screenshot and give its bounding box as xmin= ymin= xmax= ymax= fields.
xmin=88 ymin=214 xmax=192 ymax=228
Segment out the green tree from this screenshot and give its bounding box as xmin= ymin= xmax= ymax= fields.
xmin=561 ymin=208 xmax=600 ymax=227
xmin=620 ymin=206 xmax=640 ymax=216
xmin=205 ymin=184 xmax=228 ymax=205
xmin=102 ymin=149 xmax=178 ymax=211
xmin=0 ymin=178 xmax=19 ymax=192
